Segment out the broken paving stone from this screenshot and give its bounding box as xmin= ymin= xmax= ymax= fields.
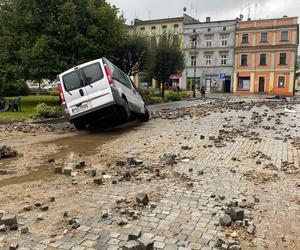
xmin=138 ymin=237 xmax=154 ymax=250
xmin=72 ymin=160 xmax=85 ymax=169
xmin=112 ymin=180 xmax=118 ymax=184
xmin=93 ymin=177 xmax=103 ymax=185
xmin=10 ymin=224 xmax=18 ymax=231
xmin=0 ymin=145 xmax=17 ymax=159
xmin=72 ymin=222 xmax=80 ymax=229
xmin=128 ymin=227 xmax=142 ymax=240
xmin=163 ymin=154 xmax=177 ymax=165
xmin=54 ymin=166 xmax=62 ymax=174
xmin=117 ymin=217 xmax=128 ymax=226
xmin=219 ymin=215 xmax=232 ymax=227
xmin=198 ymin=170 xmax=204 ymax=176
xmin=20 ymin=226 xmax=29 ymax=234
xmin=40 ymin=205 xmax=49 ymax=211
xmin=0 ymin=169 xmax=8 ymax=175
xmin=23 ymin=206 xmax=32 ymax=212
xmin=230 ymin=207 xmax=244 ymax=221
xmin=229 ymin=245 xmax=241 ymax=250
xmin=101 ymin=211 xmax=109 ymax=218
xmin=8 ymin=244 xmax=18 ymax=250
xmin=85 ymin=168 xmax=96 ymax=177
xmin=215 ymin=237 xmax=225 ymax=247
xmin=149 ymin=202 xmax=157 ymax=209
xmin=136 ymin=193 xmax=149 ymax=206
xmin=123 ymin=240 xmax=142 ymax=250
xmin=247 ymin=224 xmax=256 ymax=235
xmin=36 ymin=214 xmax=44 ymax=221
xmin=117 ymin=160 xmax=127 ymax=167
xmin=116 ymin=197 xmax=126 ymax=204
xmin=181 ymin=145 xmax=192 ymax=150
xmin=48 ymin=158 xmax=55 ymax=163
xmin=63 ymin=167 xmax=73 ymax=176
xmin=0 ymin=224 xmax=6 ymax=232
xmin=0 ymin=214 xmax=17 ymax=226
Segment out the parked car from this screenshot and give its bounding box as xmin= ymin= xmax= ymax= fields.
xmin=58 ymin=58 xmax=150 ymax=130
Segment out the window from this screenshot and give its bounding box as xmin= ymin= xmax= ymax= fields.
xmin=208 ymin=28 xmax=211 ymax=32
xmin=81 ymin=63 xmax=104 ymax=85
xmin=238 ymin=77 xmax=250 ymax=90
xmin=281 ymin=31 xmax=288 ymax=41
xmin=261 ymin=32 xmax=268 ymax=42
xmin=223 ymin=27 xmax=226 ymax=31
xmin=242 ymin=34 xmax=249 ymax=43
xmin=221 ymin=35 xmax=228 ymax=47
xmin=162 ymin=25 xmax=167 ymax=29
xmin=206 ymin=36 xmax=212 ymax=47
xmin=191 ymin=37 xmax=197 ymax=48
xmin=173 ymin=34 xmax=179 ymax=46
xmin=151 ymin=36 xmax=156 ymax=47
xmin=140 ymin=27 xmax=145 ymax=31
xmin=279 ymin=53 xmax=287 ymax=65
xmin=241 ymin=54 xmax=248 ymax=66
xmin=278 ymin=76 xmax=285 ymax=88
xmin=259 ymin=54 xmax=267 ymax=66
xmin=191 ymin=56 xmax=196 ymax=67
xmin=63 ymin=71 xmax=83 ymax=92
xmin=174 ymin=24 xmax=179 ymax=28
xmin=151 ymin=26 xmax=156 ymax=30
xmin=205 ymin=55 xmax=212 ymax=66
xmin=221 ymin=54 xmax=228 ymax=65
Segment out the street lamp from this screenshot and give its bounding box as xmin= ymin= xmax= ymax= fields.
xmin=191 ymin=30 xmax=197 ymax=98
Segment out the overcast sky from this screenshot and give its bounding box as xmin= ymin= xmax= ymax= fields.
xmin=107 ymin=0 xmax=299 ymax=24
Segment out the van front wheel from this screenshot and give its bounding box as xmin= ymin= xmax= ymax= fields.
xmin=141 ymin=106 xmax=150 ymax=122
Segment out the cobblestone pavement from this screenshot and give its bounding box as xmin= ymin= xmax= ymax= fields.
xmin=1 ymin=98 xmax=300 ymax=250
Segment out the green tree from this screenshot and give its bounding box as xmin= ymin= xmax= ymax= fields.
xmin=147 ymin=36 xmax=185 ymax=99
xmin=0 ymin=0 xmax=126 ymax=92
xmin=114 ymin=34 xmax=149 ymax=76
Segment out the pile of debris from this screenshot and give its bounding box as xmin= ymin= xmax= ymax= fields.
xmin=0 ymin=210 xmax=28 ymax=235
xmin=217 ymin=201 xmax=257 ymax=249
xmin=243 ymin=170 xmax=279 ymax=185
xmin=0 ymin=145 xmax=17 ymax=159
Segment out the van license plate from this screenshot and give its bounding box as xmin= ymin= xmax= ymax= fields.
xmin=72 ymin=103 xmax=88 ymax=113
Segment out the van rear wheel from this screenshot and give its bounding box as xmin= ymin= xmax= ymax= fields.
xmin=73 ymin=121 xmax=86 ymax=131
xmin=119 ymin=98 xmax=131 ymax=122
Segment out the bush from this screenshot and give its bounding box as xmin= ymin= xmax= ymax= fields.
xmin=49 ymin=88 xmax=59 ymax=96
xmin=165 ymin=91 xmax=189 ymax=102
xmin=34 ymin=103 xmax=63 ymax=119
xmin=2 ymin=80 xmax=31 ymax=97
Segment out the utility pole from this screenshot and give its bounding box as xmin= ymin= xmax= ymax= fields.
xmin=192 ymin=30 xmax=197 ymax=98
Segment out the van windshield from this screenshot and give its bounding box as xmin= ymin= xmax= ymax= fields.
xmin=62 ymin=70 xmax=82 ymax=92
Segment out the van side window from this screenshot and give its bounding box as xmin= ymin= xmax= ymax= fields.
xmin=63 ymin=70 xmax=82 ymax=91
xmin=81 ymin=63 xmax=103 ymax=85
xmin=103 ymin=58 xmax=132 ymax=89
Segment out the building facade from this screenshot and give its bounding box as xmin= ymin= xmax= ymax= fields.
xmin=130 ymin=14 xmax=197 ymax=89
xmin=183 ymin=18 xmax=236 ymax=92
xmin=233 ymin=17 xmax=299 ymax=96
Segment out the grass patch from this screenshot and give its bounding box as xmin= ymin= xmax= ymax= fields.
xmin=0 ymin=95 xmax=60 ymax=123
xmin=141 ymin=90 xmax=190 ymax=105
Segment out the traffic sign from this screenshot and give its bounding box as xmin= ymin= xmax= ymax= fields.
xmin=219 ymin=73 xmax=226 ymax=80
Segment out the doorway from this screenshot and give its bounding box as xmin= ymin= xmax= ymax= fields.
xmin=224 ymin=76 xmax=231 ymax=93
xmin=258 ymin=77 xmax=265 ymax=93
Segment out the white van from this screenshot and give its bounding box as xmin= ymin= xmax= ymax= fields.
xmin=58 ymin=58 xmax=149 ymax=130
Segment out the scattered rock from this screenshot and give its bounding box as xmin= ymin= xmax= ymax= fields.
xmin=8 ymin=244 xmax=18 ymax=250
xmin=0 ymin=169 xmax=8 ymax=175
xmin=0 ymin=145 xmax=17 ymax=159
xmin=63 ymin=167 xmax=73 ymax=176
xmin=247 ymin=224 xmax=256 ymax=235
xmin=0 ymin=214 xmax=17 ymax=226
xmin=128 ymin=227 xmax=142 ymax=240
xmin=85 ymin=168 xmax=96 ymax=177
xmin=138 ymin=236 xmax=154 ymax=250
xmin=117 ymin=217 xmax=128 ymax=226
xmin=219 ymin=215 xmax=232 ymax=227
xmin=94 ymin=177 xmax=103 ymax=185
xmin=230 ymin=207 xmax=244 ymax=221
xmin=20 ymin=226 xmax=29 ymax=234
xmin=136 ymin=193 xmax=149 ymax=205
xmin=101 ymin=211 xmax=109 ymax=218
xmin=123 ymin=240 xmax=142 ymax=250
xmin=0 ymin=224 xmax=6 ymax=232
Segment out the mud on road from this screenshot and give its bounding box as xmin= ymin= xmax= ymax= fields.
xmin=0 ymin=97 xmax=300 ymax=250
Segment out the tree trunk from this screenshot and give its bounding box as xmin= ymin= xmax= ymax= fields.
xmin=161 ymin=82 xmax=165 ymax=100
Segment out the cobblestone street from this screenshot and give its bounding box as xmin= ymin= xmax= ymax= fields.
xmin=1 ymin=97 xmax=300 ymax=250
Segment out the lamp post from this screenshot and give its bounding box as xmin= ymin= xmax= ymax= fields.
xmin=192 ymin=31 xmax=197 ymax=98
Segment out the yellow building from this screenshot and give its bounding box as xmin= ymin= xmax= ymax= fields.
xmin=128 ymin=14 xmax=197 ymax=89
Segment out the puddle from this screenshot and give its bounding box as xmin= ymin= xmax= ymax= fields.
xmin=0 ymin=166 xmax=53 ymax=188
xmin=52 ymin=121 xmax=142 ymax=157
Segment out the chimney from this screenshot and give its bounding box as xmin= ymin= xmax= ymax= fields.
xmin=240 ymin=14 xmax=244 ymax=21
xmin=206 ymin=17 xmax=211 ymax=22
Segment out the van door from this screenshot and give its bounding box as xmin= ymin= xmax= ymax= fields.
xmin=81 ymin=60 xmax=113 ymax=109
xmin=127 ymin=76 xmax=145 ymax=113
xmin=60 ymin=68 xmax=91 ymax=117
